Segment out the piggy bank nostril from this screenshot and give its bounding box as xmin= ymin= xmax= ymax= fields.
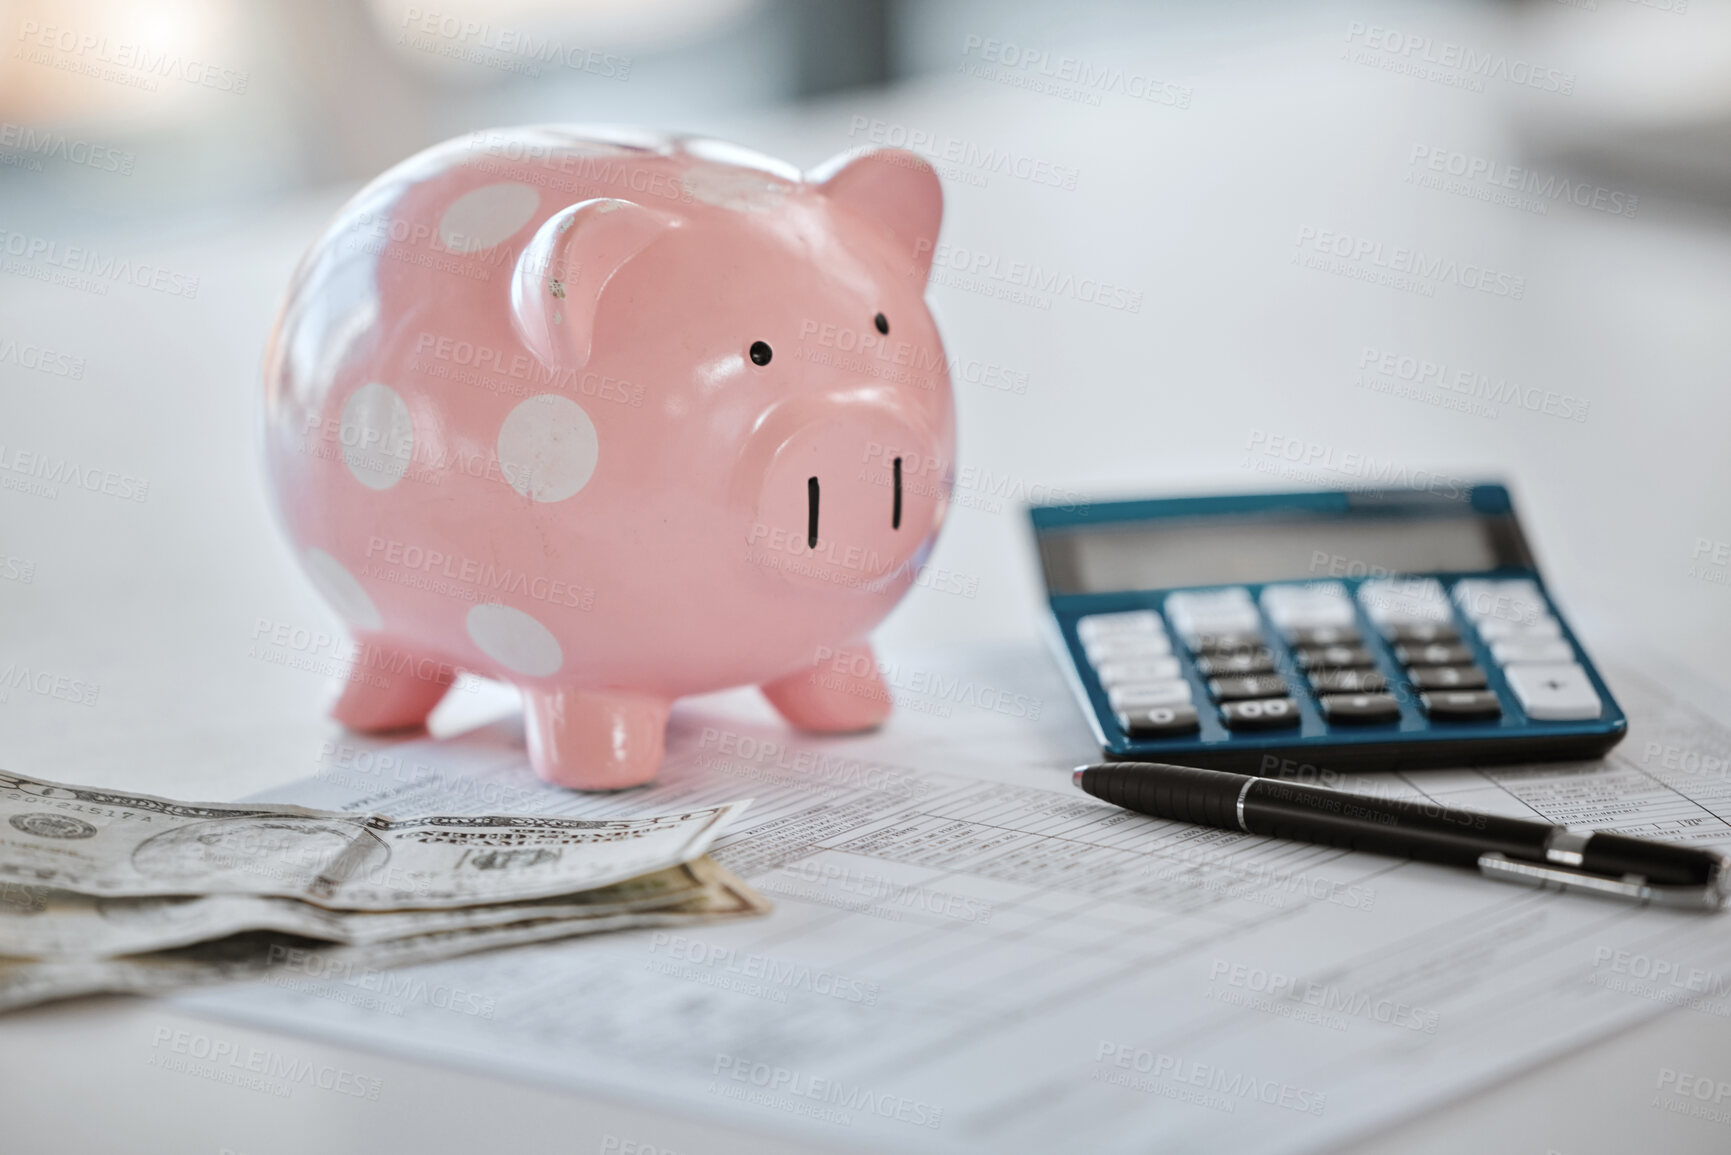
xmin=807 ymin=476 xmax=820 ymax=549
xmin=892 ymin=457 xmax=902 ymax=530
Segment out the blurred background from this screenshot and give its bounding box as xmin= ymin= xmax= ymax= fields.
xmin=4 ymin=0 xmax=1731 ymax=783
xmin=3 ymin=0 xmax=1731 ymax=221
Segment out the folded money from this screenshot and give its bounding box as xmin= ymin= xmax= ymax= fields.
xmin=0 ymin=860 xmax=712 ymax=960
xmin=0 ymin=857 xmax=769 ymax=1012
xmin=0 ymin=770 xmax=748 ymax=909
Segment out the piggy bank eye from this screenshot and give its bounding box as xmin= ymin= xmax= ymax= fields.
xmin=874 ymin=313 xmax=889 ymax=335
xmin=749 ymin=341 xmax=773 ymax=366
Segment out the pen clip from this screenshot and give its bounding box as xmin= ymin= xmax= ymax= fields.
xmin=1477 ymin=853 xmax=1727 ymax=911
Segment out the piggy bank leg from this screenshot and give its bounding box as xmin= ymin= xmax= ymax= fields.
xmin=330 ymin=637 xmax=454 ymax=732
xmin=760 ymin=642 xmax=891 ymax=732
xmin=522 ymin=688 xmax=670 ymax=790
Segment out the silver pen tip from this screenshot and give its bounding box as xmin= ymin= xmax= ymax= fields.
xmin=1072 ymin=767 xmax=1087 ymax=788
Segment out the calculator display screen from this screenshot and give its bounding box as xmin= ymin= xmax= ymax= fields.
xmin=1043 ymin=512 xmax=1511 ymax=594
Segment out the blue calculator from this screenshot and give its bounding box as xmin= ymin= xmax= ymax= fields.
xmin=1030 ymin=485 xmax=1626 ymax=773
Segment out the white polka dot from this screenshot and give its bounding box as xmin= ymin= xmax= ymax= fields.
xmin=303 ymin=549 xmax=382 ymax=631
xmin=340 ymin=382 xmax=414 ymax=490
xmin=496 ymin=394 xmax=599 ymax=503
xmin=439 ymin=182 xmax=540 ymax=254
xmin=466 ymin=603 xmax=563 ymax=677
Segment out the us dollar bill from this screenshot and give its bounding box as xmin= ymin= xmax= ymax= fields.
xmin=0 ymin=858 xmax=770 ymax=1012
xmin=0 ymin=861 xmax=710 ymax=960
xmin=0 ymin=770 xmax=748 ymax=910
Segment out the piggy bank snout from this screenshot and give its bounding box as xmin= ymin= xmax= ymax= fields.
xmin=741 ymin=397 xmax=946 ymax=583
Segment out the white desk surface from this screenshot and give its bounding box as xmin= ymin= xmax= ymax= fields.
xmin=4 ymin=5 xmax=1731 ymax=1152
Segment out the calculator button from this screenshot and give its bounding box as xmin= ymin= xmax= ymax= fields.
xmin=1194 ymin=650 xmax=1275 ymax=676
xmin=1189 ymin=631 xmax=1267 ymax=655
xmin=1077 ymin=611 xmax=1165 ymax=643
xmin=1473 ymin=616 xmax=1561 ymax=643
xmin=1490 ymin=639 xmax=1574 ymax=666
xmin=1359 ymin=578 xmax=1451 ymax=625
xmin=1084 ymin=634 xmax=1174 ymax=664
xmin=1293 ymin=645 xmax=1374 ymax=670
xmin=1260 ymin=583 xmax=1356 ymax=630
xmin=1504 ymin=663 xmax=1602 ymax=721
xmin=1421 ymin=690 xmax=1502 ymax=719
xmin=1385 ymin=623 xmax=1459 ymax=644
xmin=1116 ymin=704 xmax=1201 ymax=736
xmin=1220 ymin=697 xmax=1301 ymax=729
xmin=1209 ymin=675 xmax=1292 ymax=701
xmin=1453 ymin=579 xmax=1547 ymax=627
xmin=1095 ymin=658 xmax=1181 ymax=686
xmin=1286 ymin=626 xmax=1361 ymax=648
xmin=1394 ymin=643 xmax=1474 ymax=667
xmin=1408 ymin=665 xmax=1488 ymax=690
xmin=1319 ymin=693 xmax=1401 ymax=725
xmin=1165 ymin=589 xmax=1260 ymax=639
xmin=1108 ymin=681 xmax=1194 ymax=710
xmin=1308 ymin=668 xmax=1387 ymax=694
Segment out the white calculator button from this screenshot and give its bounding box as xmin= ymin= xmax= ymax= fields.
xmin=1474 ymin=616 xmax=1562 ymax=643
xmin=1108 ymin=681 xmax=1194 ymax=710
xmin=1260 ymin=582 xmax=1356 ymax=629
xmin=1504 ymin=663 xmax=1602 ymax=721
xmin=1165 ymin=588 xmax=1254 ymax=617
xmin=1453 ymin=579 xmax=1547 ymax=626
xmin=1275 ymin=604 xmax=1356 ymax=629
xmin=1491 ymin=639 xmax=1574 ymax=666
xmin=1077 ymin=611 xmax=1165 ymax=643
xmin=1165 ymin=589 xmax=1260 ymax=638
xmin=1358 ymin=578 xmax=1450 ymax=625
xmin=1095 ymin=658 xmax=1182 ymax=686
xmin=1180 ymin=612 xmax=1262 ymax=639
xmin=1084 ymin=634 xmax=1173 ymax=664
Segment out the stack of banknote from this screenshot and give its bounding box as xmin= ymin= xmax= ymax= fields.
xmin=0 ymin=770 xmax=767 ymax=1012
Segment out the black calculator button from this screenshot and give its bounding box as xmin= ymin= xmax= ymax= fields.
xmin=1220 ymin=697 xmax=1301 ymax=729
xmin=1420 ymin=690 xmax=1502 ymax=719
xmin=1385 ymin=623 xmax=1459 ymax=644
xmin=1319 ymin=693 xmax=1400 ymax=724
xmin=1116 ymin=705 xmax=1201 ymax=736
xmin=1189 ymin=631 xmax=1266 ymax=655
xmin=1395 ymin=643 xmax=1474 ymax=667
xmin=1309 ymin=668 xmax=1386 ymax=694
xmin=1209 ymin=675 xmax=1291 ymax=701
xmin=1293 ymin=645 xmax=1374 ymax=670
xmin=1195 ymin=650 xmax=1274 ymax=676
xmin=1286 ymin=626 xmax=1361 ymax=648
xmin=1408 ymin=665 xmax=1488 ymax=690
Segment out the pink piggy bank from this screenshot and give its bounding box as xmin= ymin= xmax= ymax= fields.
xmin=262 ymin=127 xmax=955 ymax=789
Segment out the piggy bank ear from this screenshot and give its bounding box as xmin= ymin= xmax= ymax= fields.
xmin=811 ymin=149 xmax=944 ymax=284
xmin=511 ymin=198 xmax=679 ymax=370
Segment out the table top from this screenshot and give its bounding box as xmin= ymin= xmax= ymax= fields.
xmin=3 ymin=5 xmax=1729 ymax=1152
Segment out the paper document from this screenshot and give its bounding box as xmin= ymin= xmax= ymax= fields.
xmin=175 ymin=645 xmax=1731 ymax=1154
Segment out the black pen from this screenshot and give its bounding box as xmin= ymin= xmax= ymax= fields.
xmin=1073 ymin=762 xmax=1730 ymax=910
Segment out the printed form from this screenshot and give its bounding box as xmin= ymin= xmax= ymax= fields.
xmin=177 ymin=646 xmax=1731 ymax=1154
